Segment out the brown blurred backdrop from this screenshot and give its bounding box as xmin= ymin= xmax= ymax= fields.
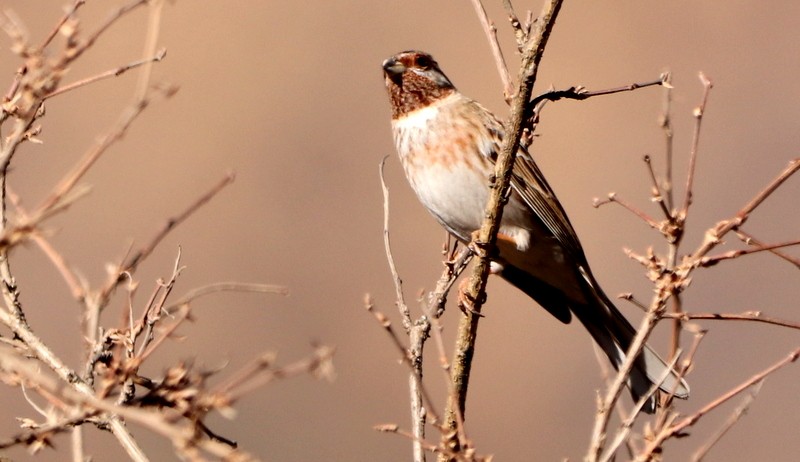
xmin=0 ymin=1 xmax=798 ymax=461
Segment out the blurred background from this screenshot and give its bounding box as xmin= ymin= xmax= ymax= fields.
xmin=0 ymin=1 xmax=798 ymax=461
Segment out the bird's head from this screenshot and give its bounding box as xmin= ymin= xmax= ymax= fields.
xmin=382 ymin=51 xmax=455 ymax=118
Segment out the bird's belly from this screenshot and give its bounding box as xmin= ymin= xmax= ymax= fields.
xmin=406 ymin=161 xmax=489 ymax=241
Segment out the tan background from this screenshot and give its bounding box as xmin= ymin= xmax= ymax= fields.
xmin=0 ymin=1 xmax=798 ymax=461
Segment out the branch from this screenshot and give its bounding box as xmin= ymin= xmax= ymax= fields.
xmin=441 ymin=1 xmax=563 ymax=458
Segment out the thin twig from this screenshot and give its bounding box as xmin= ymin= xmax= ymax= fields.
xmin=6 ymin=188 xmax=86 ymax=300
xmin=692 ymin=158 xmax=800 ymax=260
xmin=662 ymin=311 xmax=800 ymax=330
xmin=424 ymin=298 xmax=470 ymax=452
xmin=691 ymin=382 xmax=763 ymax=462
xmin=0 ymin=346 xmax=257 ymax=461
xmin=379 ymin=156 xmax=411 ymax=330
xmin=469 ymin=0 xmax=514 ymax=100
xmin=0 ymin=410 xmax=93 ymax=451
xmin=218 ymin=345 xmax=335 ymax=403
xmin=530 ymin=76 xmax=667 ymax=106
xmin=44 ymin=49 xmax=167 ymax=100
xmin=364 ymin=297 xmax=441 ymax=425
xmin=428 ymin=246 xmax=473 ymax=319
xmin=698 ymin=238 xmax=800 ymax=267
xmin=39 ymin=1 xmax=86 ymax=51
xmin=734 ymin=229 xmax=800 ymax=269
xmin=134 ymin=249 xmax=184 ymax=359
xmin=658 ymin=72 xmax=675 ymax=212
xmin=67 ymin=0 xmax=149 ymax=67
xmin=680 ymin=72 xmax=713 ymax=215
xmin=643 ymin=154 xmax=672 ymax=218
xmin=593 ymin=192 xmax=662 ymax=231
xmin=97 ymin=172 xmax=235 ymax=303
xmin=408 ymin=319 xmax=431 ymax=462
xmin=638 ymin=348 xmax=800 ymax=461
xmin=36 ymin=86 xmax=177 ymax=214
xmin=165 ymin=282 xmax=288 ymax=311
xmin=134 ymin=0 xmax=165 ymax=101
xmin=586 ymin=300 xmax=661 ymax=462
xmin=600 ymin=350 xmax=685 ymax=462
xmin=0 ymin=304 xmax=148 ymax=460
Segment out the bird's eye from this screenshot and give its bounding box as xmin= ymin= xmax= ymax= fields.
xmin=415 ymin=55 xmax=432 ymax=69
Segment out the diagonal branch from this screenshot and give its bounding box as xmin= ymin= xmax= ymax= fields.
xmin=440 ymin=1 xmax=563 ymax=459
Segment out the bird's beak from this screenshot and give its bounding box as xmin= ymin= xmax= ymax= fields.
xmin=382 ymin=57 xmax=405 ymax=85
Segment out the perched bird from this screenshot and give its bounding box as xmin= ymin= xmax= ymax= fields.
xmin=382 ymin=50 xmax=689 ymax=412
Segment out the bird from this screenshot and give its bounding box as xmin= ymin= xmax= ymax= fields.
xmin=382 ymin=50 xmax=689 ymax=412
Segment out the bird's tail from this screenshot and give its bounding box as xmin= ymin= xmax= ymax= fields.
xmin=499 ymin=264 xmax=689 ymax=412
xmin=575 ymin=274 xmax=690 ymax=413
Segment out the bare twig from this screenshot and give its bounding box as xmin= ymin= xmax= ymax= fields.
xmin=593 ymin=192 xmax=662 ymax=231
xmin=638 ymin=348 xmax=800 ymax=461
xmin=643 ymin=154 xmax=672 ymax=218
xmin=38 ymin=0 xmax=86 ymax=51
xmin=379 ymin=157 xmax=411 ymax=330
xmin=134 ymin=0 xmax=165 ymax=101
xmin=734 ymin=229 xmax=800 ymax=269
xmin=6 ymin=188 xmax=87 ymax=300
xmin=433 ymin=248 xmax=473 ymax=318
xmin=365 ymin=297 xmax=440 ymax=425
xmin=0 ymin=305 xmax=148 ymax=460
xmin=698 ymin=238 xmax=800 ymax=267
xmin=214 ymin=345 xmax=335 ymax=403
xmin=662 ymin=311 xmax=800 ymax=330
xmin=71 ymin=0 xmax=150 ymax=66
xmin=166 ymin=282 xmax=288 ymax=311
xmin=600 ymin=350 xmax=686 ymax=462
xmin=44 ymin=49 xmax=167 ymax=100
xmin=469 ymin=0 xmax=514 ymax=100
xmin=659 ymin=75 xmax=675 ymax=211
xmin=0 ymin=346 xmax=258 ymax=460
xmin=36 ymin=86 xmax=177 ymax=214
xmin=0 ymin=411 xmax=93 ymax=451
xmin=692 ymin=158 xmax=800 ymax=260
xmin=691 ymin=382 xmax=763 ymax=462
xmin=680 ymin=72 xmax=713 ymax=215
xmin=97 ymin=172 xmax=235 ymax=304
xmin=531 ymin=75 xmax=667 ymax=106
xmin=408 ymin=318 xmax=431 ymax=462
xmin=586 ymin=300 xmax=661 ymax=462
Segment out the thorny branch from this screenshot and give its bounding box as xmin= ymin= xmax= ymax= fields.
xmin=0 ymin=3 xmax=331 ymax=460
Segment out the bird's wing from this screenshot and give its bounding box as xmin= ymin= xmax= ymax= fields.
xmin=509 ymin=146 xmax=589 ymax=266
xmin=477 ymin=103 xmax=588 ymax=267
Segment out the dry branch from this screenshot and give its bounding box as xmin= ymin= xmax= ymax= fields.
xmin=440 ymin=2 xmax=563 ymax=460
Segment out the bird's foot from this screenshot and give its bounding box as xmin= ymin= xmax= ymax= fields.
xmin=456 ymin=279 xmax=485 ymax=317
